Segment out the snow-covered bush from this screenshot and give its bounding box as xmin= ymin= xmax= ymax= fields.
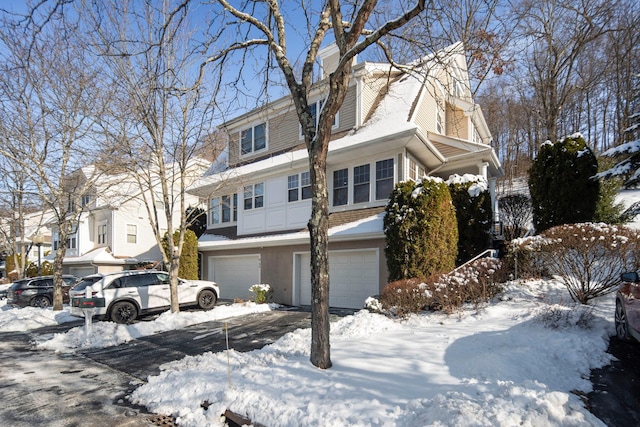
xmin=505 ymin=236 xmax=549 ymax=279
xmin=249 ymin=284 xmax=273 ymax=304
xmin=536 ymin=223 xmax=640 ymax=304
xmin=378 ymin=258 xmax=504 ymax=317
xmin=447 ymin=174 xmax=492 ymax=265
xmin=532 ymin=303 xmax=595 ymax=330
xmin=384 ymin=177 xmax=458 ymax=281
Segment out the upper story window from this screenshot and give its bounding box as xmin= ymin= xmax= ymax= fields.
xmin=332 ymin=158 xmax=395 ymax=207
xmin=53 ymin=227 xmax=77 ymax=250
xmin=436 ymin=103 xmax=444 ymax=134
xmin=244 ymin=183 xmax=264 ymax=210
xmin=376 ymin=159 xmax=395 ymax=200
xmin=333 ymin=168 xmax=348 ymax=206
xmin=288 ymin=172 xmax=311 ymax=202
xmin=240 ymin=122 xmax=267 ymax=156
xmin=210 ymin=194 xmax=238 ymax=225
xmin=300 ymin=100 xmax=339 ymax=139
xmin=353 ymin=164 xmax=370 ymax=204
xmin=97 ymin=223 xmax=107 ymax=244
xmin=81 ymin=195 xmax=92 ymax=206
xmin=126 ymin=224 xmax=137 ymax=244
xmin=452 ymin=66 xmax=466 ymax=98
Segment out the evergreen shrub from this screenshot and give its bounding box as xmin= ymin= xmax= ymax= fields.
xmin=384 ymin=177 xmax=458 ymax=281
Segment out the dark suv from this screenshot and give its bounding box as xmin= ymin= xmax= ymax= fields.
xmin=615 ymin=272 xmax=640 ymax=342
xmin=6 ymin=275 xmax=79 ymax=308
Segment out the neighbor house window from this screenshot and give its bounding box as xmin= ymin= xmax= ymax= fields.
xmin=353 ymin=164 xmax=370 ymax=204
xmin=376 ymin=159 xmax=394 ymax=200
xmin=126 ymin=224 xmax=137 ymax=244
xmin=288 ymin=172 xmax=312 ymax=202
xmin=333 ymin=168 xmax=348 ymax=206
xmin=81 ymin=195 xmax=92 ymax=206
xmin=53 ymin=225 xmax=78 ymax=250
xmin=244 ymin=183 xmax=264 ymax=210
xmin=98 ymin=223 xmax=107 ymax=244
xmin=210 ymin=194 xmax=237 ymax=225
xmin=240 ymin=122 xmax=267 ymax=155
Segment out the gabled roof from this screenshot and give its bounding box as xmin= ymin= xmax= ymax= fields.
xmin=188 ymin=43 xmax=501 ymax=197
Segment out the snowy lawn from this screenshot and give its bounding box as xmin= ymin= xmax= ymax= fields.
xmin=1 ymin=280 xmax=615 ymax=426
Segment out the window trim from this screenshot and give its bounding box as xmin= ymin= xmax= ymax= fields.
xmin=209 ymin=194 xmax=238 ymax=226
xmin=97 ymin=223 xmax=107 ymax=245
xmin=126 ymin=224 xmax=137 ymax=244
xmin=243 ymin=183 xmax=264 ymax=210
xmin=288 ymin=171 xmax=312 ymax=203
xmin=299 ymin=99 xmax=339 ymax=139
xmin=239 ymin=122 xmax=267 ymax=157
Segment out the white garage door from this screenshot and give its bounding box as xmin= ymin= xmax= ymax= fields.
xmin=209 ymin=255 xmax=260 ymax=301
xmin=299 ymin=250 xmax=379 ymax=309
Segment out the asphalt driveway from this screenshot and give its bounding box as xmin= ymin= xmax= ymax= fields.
xmin=0 ymin=307 xmax=314 ymax=426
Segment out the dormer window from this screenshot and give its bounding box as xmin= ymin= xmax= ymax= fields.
xmin=240 ymin=122 xmax=267 ymax=155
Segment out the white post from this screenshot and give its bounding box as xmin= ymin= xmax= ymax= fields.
xmin=83 ymin=285 xmax=94 ymax=342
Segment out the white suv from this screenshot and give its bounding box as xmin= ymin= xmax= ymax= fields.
xmin=69 ymin=270 xmax=220 ymax=324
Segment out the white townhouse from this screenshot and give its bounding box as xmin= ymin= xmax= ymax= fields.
xmin=188 ymin=42 xmax=504 ymax=309
xmin=49 ymin=159 xmax=209 ymax=277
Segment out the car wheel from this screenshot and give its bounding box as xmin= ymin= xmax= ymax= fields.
xmin=197 ymin=289 xmax=217 ymax=310
xmin=30 ymin=295 xmax=51 ymax=308
xmin=110 ymin=301 xmax=138 ymax=324
xmin=615 ymin=299 xmax=630 ymax=340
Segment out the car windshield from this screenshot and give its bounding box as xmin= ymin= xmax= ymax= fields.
xmin=72 ymin=276 xmax=103 ymax=292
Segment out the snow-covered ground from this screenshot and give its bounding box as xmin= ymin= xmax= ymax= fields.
xmin=1 ymin=279 xmax=615 ymax=426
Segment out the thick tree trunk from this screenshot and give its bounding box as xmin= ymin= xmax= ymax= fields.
xmin=308 ymin=150 xmax=332 ymax=369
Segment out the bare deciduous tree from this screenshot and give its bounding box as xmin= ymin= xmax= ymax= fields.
xmin=0 ymin=11 xmax=108 ymax=309
xmin=80 ymin=0 xmax=222 ymax=313
xmin=205 ymin=0 xmax=427 ymax=369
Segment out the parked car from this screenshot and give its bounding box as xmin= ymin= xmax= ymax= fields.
xmin=6 ymin=275 xmax=79 ymax=308
xmin=69 ymin=270 xmax=220 ymax=324
xmin=615 ymin=272 xmax=640 ymax=342
xmin=0 ymin=282 xmax=12 ymax=299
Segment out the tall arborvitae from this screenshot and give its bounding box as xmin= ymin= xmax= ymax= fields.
xmin=384 ymin=177 xmax=458 ymax=281
xmin=528 ymin=134 xmax=600 ymax=232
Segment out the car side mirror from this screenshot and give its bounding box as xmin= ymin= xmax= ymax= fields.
xmin=621 ymin=272 xmax=639 ymax=283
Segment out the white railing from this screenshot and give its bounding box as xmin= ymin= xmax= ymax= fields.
xmin=450 ymin=249 xmax=497 ymax=274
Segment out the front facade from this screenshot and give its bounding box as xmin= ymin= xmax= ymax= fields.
xmin=188 ymin=43 xmax=503 ymax=309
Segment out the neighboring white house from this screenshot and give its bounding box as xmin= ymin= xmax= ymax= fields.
xmin=187 ymin=42 xmax=504 ymax=309
xmin=48 ymin=159 xmax=209 ymax=277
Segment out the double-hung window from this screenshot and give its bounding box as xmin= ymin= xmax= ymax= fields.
xmin=244 ymin=183 xmax=264 ymax=210
xmin=300 ymin=100 xmax=339 ymax=138
xmin=288 ymin=172 xmax=311 ymax=202
xmin=210 ymin=194 xmax=238 ymax=225
xmin=376 ymin=159 xmax=394 ymax=200
xmin=333 ymin=169 xmax=348 ymax=206
xmin=97 ymin=223 xmax=107 ymax=244
xmin=436 ymin=104 xmax=444 ymax=134
xmin=240 ymin=122 xmax=267 ymax=155
xmin=126 ymin=224 xmax=137 ymax=244
xmin=353 ymin=164 xmax=370 ymax=204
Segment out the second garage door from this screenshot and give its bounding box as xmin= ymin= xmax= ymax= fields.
xmin=208 ymin=255 xmax=260 ymax=301
xmin=299 ymin=249 xmax=379 ymax=309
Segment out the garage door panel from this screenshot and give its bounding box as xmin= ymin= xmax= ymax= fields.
xmin=299 ymin=250 xmax=379 ymax=309
xmin=210 ymin=255 xmax=260 ymax=301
